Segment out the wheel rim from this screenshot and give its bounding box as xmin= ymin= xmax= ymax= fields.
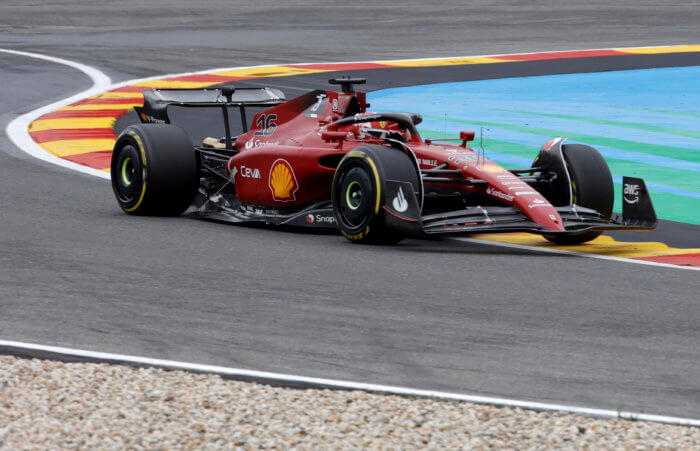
xmin=345 ymin=181 xmax=362 ymax=210
xmin=114 ymin=145 xmax=142 ymax=204
xmin=337 ymin=166 xmax=373 ymax=229
xmin=121 ymin=157 xmax=135 ymax=186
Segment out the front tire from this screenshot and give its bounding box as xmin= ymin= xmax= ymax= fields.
xmin=332 ymin=145 xmax=420 ymax=244
xmin=544 ymin=143 xmax=614 ymax=245
xmin=111 ymin=124 xmax=199 ymax=216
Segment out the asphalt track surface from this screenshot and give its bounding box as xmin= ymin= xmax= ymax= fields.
xmin=1 ymin=2 xmax=699 ymax=418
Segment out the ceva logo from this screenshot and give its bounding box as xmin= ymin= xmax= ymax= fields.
xmin=240 ymin=166 xmax=260 ymax=179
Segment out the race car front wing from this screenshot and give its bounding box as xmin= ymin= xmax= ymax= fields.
xmin=417 ymin=176 xmax=657 ymax=236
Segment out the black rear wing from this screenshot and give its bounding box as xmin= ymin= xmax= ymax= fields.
xmin=135 ymin=86 xmax=286 ymax=128
xmin=134 ymin=86 xmax=286 ymax=150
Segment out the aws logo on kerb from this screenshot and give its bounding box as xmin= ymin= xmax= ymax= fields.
xmin=269 ymin=159 xmax=299 ymax=202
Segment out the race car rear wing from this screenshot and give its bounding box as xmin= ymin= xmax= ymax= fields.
xmin=135 ymin=86 xmax=286 ymax=150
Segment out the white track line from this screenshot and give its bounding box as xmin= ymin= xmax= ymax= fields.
xmin=453 ymin=237 xmax=700 ymax=271
xmin=1 ymin=339 xmax=698 ymax=427
xmin=2 ymin=48 xmax=112 ymax=180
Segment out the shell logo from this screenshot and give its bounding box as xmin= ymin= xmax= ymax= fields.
xmin=268 ymin=158 xmax=299 ymax=202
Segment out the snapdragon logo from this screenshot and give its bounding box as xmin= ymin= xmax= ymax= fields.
xmin=305 ymin=214 xmax=335 ymax=224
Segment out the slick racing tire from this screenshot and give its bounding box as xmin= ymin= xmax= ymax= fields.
xmin=111 ymin=124 xmax=199 ymax=216
xmin=544 ymin=143 xmax=614 ymax=245
xmin=332 ymin=144 xmax=420 ymax=244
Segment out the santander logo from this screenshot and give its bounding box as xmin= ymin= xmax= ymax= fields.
xmin=486 ymin=187 xmax=514 ymax=202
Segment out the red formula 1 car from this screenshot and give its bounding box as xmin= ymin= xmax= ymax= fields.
xmin=111 ymin=77 xmax=656 ymax=244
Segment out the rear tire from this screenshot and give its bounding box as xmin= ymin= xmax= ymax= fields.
xmin=111 ymin=124 xmax=199 ymax=216
xmin=544 ymin=143 xmax=614 ymax=245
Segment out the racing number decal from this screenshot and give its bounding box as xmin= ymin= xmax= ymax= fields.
xmin=254 ymin=113 xmax=277 ymax=136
